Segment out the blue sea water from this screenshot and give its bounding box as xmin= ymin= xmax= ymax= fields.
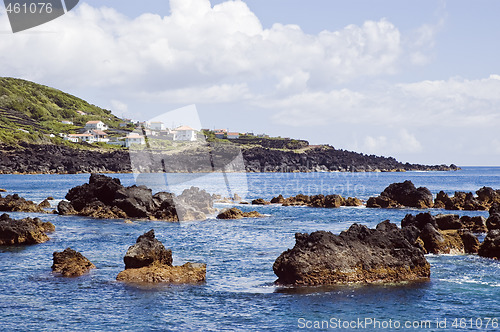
xmin=0 ymin=167 xmax=499 ymax=331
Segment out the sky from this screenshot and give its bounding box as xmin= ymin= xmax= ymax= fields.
xmin=1 ymin=0 xmax=500 ymax=166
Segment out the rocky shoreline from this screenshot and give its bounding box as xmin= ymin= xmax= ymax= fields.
xmin=0 ymin=143 xmax=458 ymax=174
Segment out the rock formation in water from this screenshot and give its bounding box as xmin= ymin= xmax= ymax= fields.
xmin=273 ymin=193 xmax=362 ymax=208
xmin=478 ymin=230 xmax=500 ymax=260
xmin=0 ymin=213 xmax=55 ymax=245
xmin=486 ymin=203 xmax=500 ymax=230
xmin=0 ymin=193 xmax=50 ymax=213
xmin=433 ymin=187 xmax=500 ymax=211
xmin=57 ymin=174 xmax=215 ymax=221
xmin=273 ymin=220 xmax=430 ymax=286
xmin=367 ymin=181 xmax=434 ymax=209
xmin=401 ymin=213 xmax=480 ymax=254
xmin=216 ymin=207 xmax=263 ymax=219
xmin=52 ymin=248 xmax=96 ymax=277
xmin=116 ymin=229 xmax=206 ymax=283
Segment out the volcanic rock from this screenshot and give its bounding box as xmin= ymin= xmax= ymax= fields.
xmin=367 ymin=181 xmax=433 ymax=209
xmin=216 ymin=207 xmax=263 ymax=219
xmin=0 ymin=193 xmax=47 ymax=213
xmin=401 ymin=212 xmax=480 ymax=254
xmin=117 ymin=229 xmax=206 ymax=284
xmin=58 ymin=174 xmax=214 ymax=221
xmin=478 ymin=230 xmax=500 ymax=260
xmin=0 ymin=213 xmax=55 ymax=245
xmin=52 ymin=248 xmax=96 ymax=277
xmin=123 ymin=229 xmax=172 ymax=269
xmin=486 ymin=203 xmax=500 ymax=230
xmin=434 ymin=189 xmax=493 ymax=211
xmin=116 ymin=263 xmax=206 ymax=283
xmin=460 ymin=216 xmax=488 ymax=233
xmin=251 ymin=198 xmax=270 ymax=205
xmin=270 ymin=193 xmax=362 ymax=208
xmin=38 ymin=199 xmax=52 ymax=209
xmin=273 ymin=220 xmax=430 ymax=286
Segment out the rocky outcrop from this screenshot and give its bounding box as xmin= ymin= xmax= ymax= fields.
xmin=266 ymin=194 xmax=363 ymax=208
xmin=478 ymin=230 xmax=500 ymax=260
xmin=251 ymin=198 xmax=270 ymax=205
xmin=401 ymin=213 xmax=480 ymax=254
xmin=116 ymin=229 xmax=206 ymax=284
xmin=434 ymin=187 xmax=500 ymax=211
xmin=123 ymin=229 xmax=172 ymax=269
xmin=432 ymin=214 xmax=487 ymax=233
xmin=57 ymin=174 xmax=215 ymax=221
xmin=52 ymin=248 xmax=96 ymax=277
xmin=367 ymin=181 xmax=433 ymax=209
xmin=0 ymin=213 xmax=55 ymax=245
xmin=216 ymin=207 xmax=263 ymax=219
xmin=116 ymin=263 xmax=207 ymax=283
xmin=273 ymin=220 xmax=430 ymax=286
xmin=0 ymin=193 xmax=48 ymax=213
xmin=486 ymin=203 xmax=500 ymax=230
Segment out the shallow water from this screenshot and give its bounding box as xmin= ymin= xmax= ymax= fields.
xmin=0 ymin=167 xmax=499 ymax=331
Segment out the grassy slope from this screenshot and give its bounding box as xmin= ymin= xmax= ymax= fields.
xmin=0 ymin=77 xmax=129 ymax=146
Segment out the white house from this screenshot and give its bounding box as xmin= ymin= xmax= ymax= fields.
xmin=65 ymin=133 xmax=96 ymax=143
xmin=85 ymin=121 xmax=108 ymax=131
xmin=150 ymin=121 xmax=165 ymax=131
xmin=227 ymin=132 xmax=240 ymax=139
xmin=124 ymin=133 xmax=146 ymax=147
xmin=173 ymin=125 xmax=197 ymax=141
xmin=61 ymin=120 xmax=73 ymax=125
xmin=90 ymin=130 xmax=109 ymax=143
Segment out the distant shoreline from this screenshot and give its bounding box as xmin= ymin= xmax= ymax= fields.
xmin=0 ymin=142 xmax=459 ymax=175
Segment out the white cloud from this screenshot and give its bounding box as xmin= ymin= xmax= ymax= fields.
xmin=110 ymin=99 xmax=128 ymax=113
xmin=0 ymin=1 xmax=408 ymax=97
xmin=267 ymin=75 xmax=500 ymax=129
xmin=362 ymin=129 xmax=423 ymax=155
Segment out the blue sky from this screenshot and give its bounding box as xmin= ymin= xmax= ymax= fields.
xmin=1 ymin=0 xmax=500 ymax=166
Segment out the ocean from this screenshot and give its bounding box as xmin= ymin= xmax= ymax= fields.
xmin=0 ymin=167 xmax=499 ymax=331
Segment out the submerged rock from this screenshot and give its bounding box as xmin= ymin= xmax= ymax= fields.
xmin=216 ymin=207 xmax=263 ymax=219
xmin=58 ymin=174 xmax=214 ymax=221
xmin=0 ymin=213 xmax=54 ymax=245
xmin=367 ymin=181 xmax=433 ymax=209
xmin=116 ymin=229 xmax=206 ymax=284
xmin=52 ymin=248 xmax=96 ymax=277
xmin=273 ymin=220 xmax=430 ymax=286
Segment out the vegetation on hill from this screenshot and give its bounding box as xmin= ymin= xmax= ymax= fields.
xmin=0 ymin=77 xmax=127 ymax=146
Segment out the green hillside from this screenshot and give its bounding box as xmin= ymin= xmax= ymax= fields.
xmin=0 ymin=77 xmax=129 ymax=146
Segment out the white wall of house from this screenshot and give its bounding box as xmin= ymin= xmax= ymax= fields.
xmin=124 ymin=135 xmax=145 ymax=147
xmin=85 ymin=121 xmax=108 ymax=131
xmin=174 ymin=130 xmax=197 ymax=141
xmin=150 ymin=122 xmax=165 ymax=131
